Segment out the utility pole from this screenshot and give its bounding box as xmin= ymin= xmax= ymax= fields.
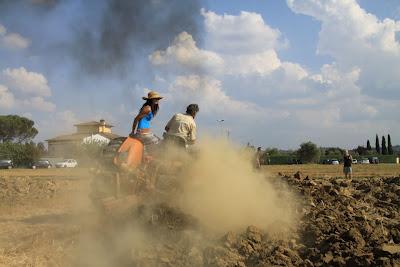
xmin=217 ymin=119 xmax=226 ymax=138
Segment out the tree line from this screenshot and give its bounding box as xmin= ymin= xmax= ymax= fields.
xmin=2 ymin=114 xmax=398 ymax=166
xmin=370 ymin=134 xmax=394 ymax=155
xmin=261 ymin=135 xmax=397 ymax=164
xmin=0 ymin=115 xmax=46 ymax=166
xmin=0 ymin=114 xmax=108 ymax=167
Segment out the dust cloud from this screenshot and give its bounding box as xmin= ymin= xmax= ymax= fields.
xmin=71 ymin=138 xmax=298 ymax=266
xmin=175 ymin=138 xmax=297 ymax=234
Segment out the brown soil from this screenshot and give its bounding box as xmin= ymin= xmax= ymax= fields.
xmin=1 ymin=170 xmax=399 ymax=266
xmin=0 ymin=175 xmax=91 ymax=266
xmin=103 ymin=174 xmax=400 ymax=267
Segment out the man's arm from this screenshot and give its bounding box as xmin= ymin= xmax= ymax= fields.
xmin=187 ymin=122 xmax=197 ymax=144
xmin=164 ymin=115 xmax=176 ymax=132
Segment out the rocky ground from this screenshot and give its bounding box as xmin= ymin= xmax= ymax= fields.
xmin=0 ymin=171 xmax=399 ymax=266
xmin=117 ymin=173 xmax=400 ymax=267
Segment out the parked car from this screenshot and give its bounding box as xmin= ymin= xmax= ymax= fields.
xmin=0 ymin=159 xmax=14 ymax=169
xmin=352 ymin=159 xmax=358 ymax=164
xmin=369 ymin=157 xmax=379 ymax=164
xmin=330 ymin=159 xmax=340 ymax=165
xmin=31 ymin=160 xmax=52 ymax=169
xmin=55 ymin=159 xmax=78 ymax=168
xmin=360 ymin=158 xmax=370 ymax=164
xmin=288 ymin=159 xmax=302 ymax=165
xmin=322 ymin=159 xmax=331 ymax=164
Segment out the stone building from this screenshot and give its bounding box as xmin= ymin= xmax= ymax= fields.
xmin=46 ymin=119 xmax=121 ymax=157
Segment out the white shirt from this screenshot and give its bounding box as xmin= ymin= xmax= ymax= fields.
xmin=165 ymin=113 xmax=196 ymax=142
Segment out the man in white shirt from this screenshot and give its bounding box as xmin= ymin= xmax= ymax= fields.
xmin=164 ymin=104 xmax=199 ymax=147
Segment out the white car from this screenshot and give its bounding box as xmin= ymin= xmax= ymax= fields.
xmin=55 ymin=159 xmax=78 ymax=168
xmin=360 ymin=158 xmax=370 ymax=164
xmin=331 ymin=159 xmax=340 ymax=165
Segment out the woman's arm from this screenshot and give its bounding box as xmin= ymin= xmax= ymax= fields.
xmin=131 ymin=106 xmax=151 ymax=133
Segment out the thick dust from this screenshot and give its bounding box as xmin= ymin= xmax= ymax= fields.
xmin=175 ymin=138 xmax=296 ymax=234
xmin=72 ymin=138 xmax=298 ymax=266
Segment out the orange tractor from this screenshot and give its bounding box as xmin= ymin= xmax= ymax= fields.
xmin=89 ymin=136 xmax=187 ymax=219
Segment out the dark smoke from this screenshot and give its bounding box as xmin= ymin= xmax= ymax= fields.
xmin=72 ymin=0 xmax=202 ymax=75
xmin=0 ymin=0 xmax=203 ymax=76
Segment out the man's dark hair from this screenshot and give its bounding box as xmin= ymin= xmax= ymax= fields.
xmin=186 ymin=104 xmax=199 ymax=116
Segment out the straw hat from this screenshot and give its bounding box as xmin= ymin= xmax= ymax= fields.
xmin=143 ymin=91 xmax=163 ymax=100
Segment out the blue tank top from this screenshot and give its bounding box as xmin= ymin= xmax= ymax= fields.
xmin=137 ymin=111 xmax=153 ymax=130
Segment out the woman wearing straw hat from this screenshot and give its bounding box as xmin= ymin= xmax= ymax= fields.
xmin=114 ymin=91 xmax=163 ymax=170
xmin=130 ymin=91 xmax=163 ymax=146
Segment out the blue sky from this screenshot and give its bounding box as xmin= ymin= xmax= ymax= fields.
xmin=0 ymin=0 xmax=399 ymax=149
xmin=207 ymin=0 xmax=331 ymax=70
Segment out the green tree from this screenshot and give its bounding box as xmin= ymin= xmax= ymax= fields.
xmin=356 ymin=146 xmax=367 ymax=156
xmin=366 ymin=140 xmax=372 ymax=150
xmin=0 ymin=142 xmax=41 ymax=166
xmin=323 ymin=147 xmax=344 ymax=157
xmin=388 ymin=134 xmax=393 ymax=155
xmin=381 ymin=136 xmax=388 ymax=155
xmin=0 ymin=115 xmax=38 ymax=143
xmin=375 ymin=134 xmax=380 ymax=154
xmin=297 ymin=141 xmax=321 ymax=163
xmin=265 ymin=148 xmax=279 ymax=156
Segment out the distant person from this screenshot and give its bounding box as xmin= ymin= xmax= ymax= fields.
xmin=254 ymin=147 xmax=262 ymax=169
xmin=343 ymin=150 xmax=353 ymax=179
xmin=164 ymin=104 xmax=199 ymax=148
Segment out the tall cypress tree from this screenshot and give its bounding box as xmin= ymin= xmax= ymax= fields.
xmin=375 ymin=134 xmax=380 ymax=154
xmin=388 ymin=134 xmax=393 ymax=155
xmin=367 ymin=140 xmax=372 ymax=150
xmin=382 ymin=136 xmax=388 ymax=155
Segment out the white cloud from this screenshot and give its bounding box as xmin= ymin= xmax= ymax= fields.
xmin=148 ymin=12 xmax=383 ymax=146
xmin=150 ymin=32 xmax=224 ymax=74
xmin=2 ymin=67 xmax=51 ymax=97
xmin=0 ymin=67 xmax=55 ymax=113
xmin=168 ymin=75 xmax=255 ymax=116
xmin=0 ymin=85 xmax=15 ymax=109
xmin=281 ymin=62 xmax=308 ymax=81
xmin=147 ymin=7 xmax=400 ymax=147
xmin=287 ymin=0 xmax=400 ymax=99
xmin=163 ymin=75 xmax=290 ymax=125
xmin=0 ymin=24 xmax=30 ymax=50
xmin=23 ymin=96 xmax=56 ymax=112
xmin=2 ymin=33 xmax=31 ymax=49
xmin=202 ymin=10 xmax=286 ymax=54
xmin=150 ymin=12 xmax=306 ymax=78
xmin=224 ymin=50 xmax=281 ymax=76
xmin=150 ymin=32 xmax=299 ymax=77
xmin=0 ymin=25 xmax=6 ymax=35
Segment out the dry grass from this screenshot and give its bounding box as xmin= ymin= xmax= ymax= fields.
xmin=263 ymin=163 xmax=400 ymax=178
xmin=0 ymin=168 xmax=91 ymax=179
xmin=0 ymin=172 xmax=91 ymax=267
